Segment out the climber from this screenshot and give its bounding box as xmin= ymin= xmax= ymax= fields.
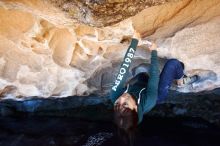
xmin=110 ymin=38 xmax=198 ymax=143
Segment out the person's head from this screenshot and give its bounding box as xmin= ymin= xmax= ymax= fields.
xmin=114 ymin=93 xmax=138 ymax=145
xmin=114 ymin=93 xmax=138 ymax=132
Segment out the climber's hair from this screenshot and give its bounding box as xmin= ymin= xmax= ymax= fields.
xmin=114 ymin=103 xmax=138 ymax=130
xmin=114 ymin=94 xmax=138 ymax=145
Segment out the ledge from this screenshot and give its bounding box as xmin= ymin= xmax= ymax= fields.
xmin=0 ymin=89 xmax=220 ymax=126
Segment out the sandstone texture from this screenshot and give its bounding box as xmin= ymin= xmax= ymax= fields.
xmin=0 ymin=0 xmax=220 ymax=99
xmin=49 ymin=0 xmax=172 ymax=26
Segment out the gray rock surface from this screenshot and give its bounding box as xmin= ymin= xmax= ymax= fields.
xmin=0 ymin=88 xmax=220 ymax=126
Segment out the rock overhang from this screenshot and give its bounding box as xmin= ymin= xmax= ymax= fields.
xmin=0 ymin=0 xmax=219 ymax=98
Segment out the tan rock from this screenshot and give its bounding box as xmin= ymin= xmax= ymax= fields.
xmin=1 ymin=59 xmax=20 ymax=82
xmin=70 ymin=43 xmax=89 ymax=68
xmin=0 ymin=36 xmax=20 ymax=81
xmin=40 ymin=19 xmax=54 ymax=29
xmin=97 ymin=28 xmax=114 ymax=41
xmin=107 ymin=0 xmax=128 ymax=3
xmin=132 ymin=0 xmax=190 ymax=37
xmin=0 ymin=36 xmax=14 ymax=57
xmin=0 ymin=8 xmax=35 ymax=40
xmin=81 ymin=39 xmax=102 ymax=55
xmin=132 ymin=0 xmax=220 ymax=38
xmin=33 ymin=35 xmax=45 ymax=43
xmin=31 ymin=42 xmax=51 ymax=55
xmin=0 ymin=85 xmax=17 ymax=97
xmin=103 ymin=44 xmax=127 ymax=60
xmin=75 ymin=24 xmax=96 ymax=37
xmin=1 ymin=47 xmax=43 ymax=82
xmin=6 ymin=0 xmax=47 ymax=10
xmin=49 ymin=28 xmax=76 ymax=67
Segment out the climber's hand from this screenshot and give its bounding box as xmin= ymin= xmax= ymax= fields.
xmin=149 ymin=42 xmax=157 ymax=52
xmin=133 ymin=31 xmax=141 ymax=40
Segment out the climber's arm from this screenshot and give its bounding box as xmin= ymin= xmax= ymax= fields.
xmin=109 ymin=39 xmax=138 ymax=103
xmin=139 ymin=44 xmax=160 ymax=113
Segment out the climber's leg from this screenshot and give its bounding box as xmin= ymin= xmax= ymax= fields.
xmin=157 ymin=59 xmax=184 ymax=103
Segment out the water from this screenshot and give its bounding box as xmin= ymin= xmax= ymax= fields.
xmin=0 ymin=116 xmax=219 ymax=146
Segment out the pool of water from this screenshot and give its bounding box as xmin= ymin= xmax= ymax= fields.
xmin=0 ymin=116 xmax=219 ymax=146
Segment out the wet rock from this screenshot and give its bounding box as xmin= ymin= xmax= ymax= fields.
xmin=0 ymin=95 xmax=113 ymax=121
xmin=0 ymin=106 xmax=14 ymax=116
xmin=0 ymin=115 xmax=219 ymax=146
xmin=82 ymin=132 xmax=113 ymax=146
xmin=148 ymin=88 xmax=220 ymax=125
xmin=0 ymin=88 xmax=220 ymax=126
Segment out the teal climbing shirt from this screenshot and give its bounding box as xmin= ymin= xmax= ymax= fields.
xmin=110 ymin=38 xmax=159 ymax=124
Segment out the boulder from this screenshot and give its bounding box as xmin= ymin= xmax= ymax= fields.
xmin=49 ymin=28 xmax=76 ymax=67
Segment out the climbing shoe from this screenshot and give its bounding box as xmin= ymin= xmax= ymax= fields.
xmin=182 ymin=74 xmax=199 ymax=85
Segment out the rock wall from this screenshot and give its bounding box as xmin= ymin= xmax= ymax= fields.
xmin=0 ymin=0 xmax=220 ymax=99
xmin=48 ymin=0 xmax=172 ymax=26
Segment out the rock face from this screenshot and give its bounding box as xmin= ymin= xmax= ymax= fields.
xmin=0 ymin=89 xmax=220 ymax=126
xmin=0 ymin=0 xmax=220 ymax=99
xmin=49 ymin=0 xmax=171 ymax=26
